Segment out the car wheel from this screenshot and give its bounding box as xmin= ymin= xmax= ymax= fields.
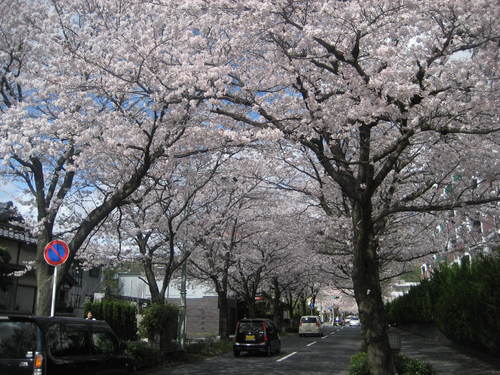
xmin=233 ymin=349 xmax=240 ymax=357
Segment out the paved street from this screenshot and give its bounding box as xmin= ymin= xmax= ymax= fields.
xmin=143 ymin=324 xmax=500 ymax=375
xmin=145 ymin=325 xmax=361 ymax=375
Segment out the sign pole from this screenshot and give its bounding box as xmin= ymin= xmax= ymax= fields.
xmin=50 ymin=266 xmax=58 ymax=317
xmin=44 ymin=240 xmax=70 ymax=317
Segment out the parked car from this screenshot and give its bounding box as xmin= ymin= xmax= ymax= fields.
xmin=0 ymin=314 xmax=135 ymax=375
xmin=233 ymin=318 xmax=281 ymax=357
xmin=334 ymin=316 xmax=344 ymax=326
xmin=298 ymin=315 xmax=323 ymax=337
xmin=348 ymin=316 xmax=361 ymax=327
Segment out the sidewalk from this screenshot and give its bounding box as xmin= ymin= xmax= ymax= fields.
xmin=395 ymin=324 xmax=500 ymax=375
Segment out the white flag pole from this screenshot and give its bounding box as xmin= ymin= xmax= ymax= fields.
xmin=50 ymin=266 xmax=57 ymax=317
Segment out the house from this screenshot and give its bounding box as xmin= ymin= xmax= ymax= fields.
xmin=0 ymin=201 xmax=102 ymax=316
xmin=0 ymin=201 xmax=38 ymax=313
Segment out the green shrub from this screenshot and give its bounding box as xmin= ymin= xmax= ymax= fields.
xmin=84 ymin=299 xmax=137 ymax=341
xmin=139 ymin=303 xmax=178 ymax=351
xmin=349 ymin=352 xmax=369 ymax=375
xmin=348 ymin=352 xmax=434 ymax=375
xmin=385 ymin=254 xmax=500 ymax=355
xmin=185 ymin=340 xmax=233 ymax=357
xmin=396 ymin=354 xmax=435 ymax=375
xmin=125 ymin=340 xmax=162 ymax=370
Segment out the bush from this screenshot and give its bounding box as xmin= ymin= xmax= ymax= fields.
xmin=139 ymin=303 xmax=178 ymax=351
xmin=348 ymin=352 xmax=435 ymax=375
xmin=185 ymin=339 xmax=233 ymax=357
xmin=125 ymin=340 xmax=163 ymax=370
xmin=84 ymin=299 xmax=137 ymax=341
xmin=349 ymin=352 xmax=369 ymax=375
xmin=396 ymin=354 xmax=435 ymax=375
xmin=385 ymin=254 xmax=500 ymax=355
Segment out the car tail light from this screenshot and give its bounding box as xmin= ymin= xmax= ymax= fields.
xmin=33 ymin=353 xmax=43 ymax=375
xmin=316 ymin=322 xmax=321 ymax=327
xmin=260 ymin=323 xmax=269 ymax=341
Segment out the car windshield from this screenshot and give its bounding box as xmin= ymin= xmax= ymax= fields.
xmin=0 ymin=321 xmax=37 ymax=359
xmin=301 ymin=317 xmax=318 ymax=323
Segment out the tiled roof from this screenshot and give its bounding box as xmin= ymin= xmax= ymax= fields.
xmin=0 ymin=224 xmax=36 ymax=244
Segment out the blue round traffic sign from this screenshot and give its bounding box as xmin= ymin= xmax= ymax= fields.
xmin=44 ymin=240 xmax=70 ymax=266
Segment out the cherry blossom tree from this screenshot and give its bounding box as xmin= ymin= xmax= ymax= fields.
xmin=0 ymin=0 xmax=230 ymax=315
xmin=82 ymin=151 xmax=234 ymax=305
xmin=187 ymin=152 xmax=281 ymax=337
xmin=201 ymin=1 xmax=499 ymax=373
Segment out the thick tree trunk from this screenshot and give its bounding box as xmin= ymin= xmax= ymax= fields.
xmin=351 ymin=203 xmax=396 ymax=375
xmin=247 ymin=299 xmax=256 ymax=318
xmin=35 ymin=229 xmax=53 ymax=316
xmin=35 ymin=256 xmax=52 ymax=316
xmin=272 ymin=278 xmax=284 ymax=331
xmin=218 ymin=294 xmax=230 ymax=339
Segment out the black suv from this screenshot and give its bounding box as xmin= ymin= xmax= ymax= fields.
xmin=0 ymin=315 xmax=135 ymax=375
xmin=233 ymin=318 xmax=281 ymax=357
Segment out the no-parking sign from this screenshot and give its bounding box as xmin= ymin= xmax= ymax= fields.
xmin=44 ymin=240 xmax=70 ymax=266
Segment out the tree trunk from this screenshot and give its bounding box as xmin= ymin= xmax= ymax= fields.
xmin=247 ymin=298 xmax=256 ymax=318
xmin=35 ymin=256 xmax=52 ymax=316
xmin=218 ymin=293 xmax=230 ymax=339
xmin=351 ymin=203 xmax=396 ymax=375
xmin=272 ymin=278 xmax=284 ymax=331
xmin=35 ymin=228 xmax=53 ymax=316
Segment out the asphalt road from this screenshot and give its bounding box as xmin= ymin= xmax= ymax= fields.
xmin=147 ymin=325 xmax=362 ymax=375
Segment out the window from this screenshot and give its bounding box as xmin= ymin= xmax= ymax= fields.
xmin=91 ymin=330 xmax=118 ymax=355
xmin=0 ymin=321 xmax=37 ymax=359
xmin=238 ymin=321 xmax=262 ymax=331
xmin=300 ymin=317 xmax=318 ymax=324
xmin=47 ymin=324 xmax=90 ymax=357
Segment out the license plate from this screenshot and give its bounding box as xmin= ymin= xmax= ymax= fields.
xmin=245 ymin=335 xmax=255 ymax=341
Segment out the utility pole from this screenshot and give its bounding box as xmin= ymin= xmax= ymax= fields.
xmin=177 ymin=259 xmax=187 ymax=349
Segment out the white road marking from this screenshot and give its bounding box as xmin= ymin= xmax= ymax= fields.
xmin=306 ymin=341 xmax=317 ymax=347
xmin=276 ymin=351 xmax=297 ymax=362
xmin=321 ymin=335 xmax=327 ymax=339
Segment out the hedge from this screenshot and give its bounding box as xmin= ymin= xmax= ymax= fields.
xmin=84 ymin=299 xmax=137 ymax=341
xmin=349 ymin=352 xmax=435 ymax=375
xmin=385 ymin=254 xmax=500 ymax=354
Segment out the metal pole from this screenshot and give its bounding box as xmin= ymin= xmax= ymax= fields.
xmin=178 ymin=260 xmax=187 ymax=349
xmin=50 ymin=266 xmax=57 ymax=317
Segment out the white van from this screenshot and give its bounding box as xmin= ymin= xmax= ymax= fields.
xmin=298 ymin=315 xmax=323 ymax=337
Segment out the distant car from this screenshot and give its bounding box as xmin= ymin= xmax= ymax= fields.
xmin=0 ymin=314 xmax=135 ymax=375
xmin=334 ymin=316 xmax=344 ymax=326
xmin=298 ymin=315 xmax=323 ymax=337
xmin=233 ymin=318 xmax=281 ymax=357
xmin=349 ymin=316 xmax=360 ymax=326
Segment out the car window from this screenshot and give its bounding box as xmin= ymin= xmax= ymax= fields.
xmin=91 ymin=330 xmax=118 ymax=355
xmin=300 ymin=317 xmax=318 ymax=323
xmin=47 ymin=323 xmax=90 ymax=357
xmin=0 ymin=321 xmax=37 ymax=359
xmin=238 ymin=322 xmax=262 ymax=331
